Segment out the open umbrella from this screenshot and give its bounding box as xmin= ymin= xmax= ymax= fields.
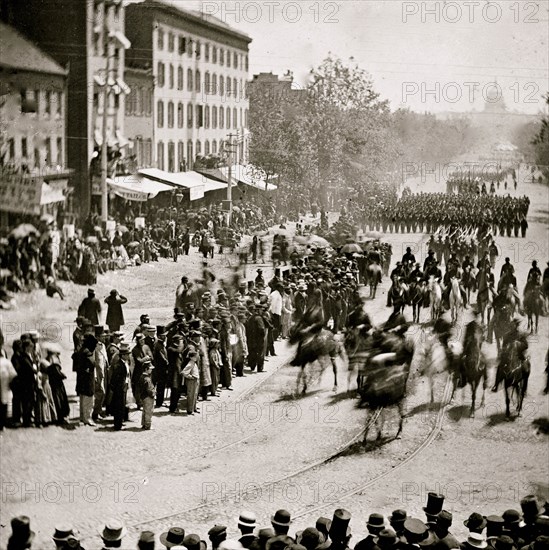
xmin=116 ymin=225 xmax=129 ymax=234
xmin=127 ymin=241 xmax=140 ymax=248
xmin=42 ymin=341 xmax=62 ymax=355
xmin=364 ymin=231 xmax=383 ymax=239
xmin=9 ymin=224 xmax=39 ymax=239
xmin=85 ymin=236 xmax=98 ymax=244
xmin=307 ymin=235 xmax=331 ymax=248
xmin=341 ymin=242 xmax=362 ymax=254
xmin=40 ymin=213 xmax=55 ymax=224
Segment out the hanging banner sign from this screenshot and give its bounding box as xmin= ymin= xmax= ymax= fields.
xmin=0 ymin=170 xmax=42 ymax=214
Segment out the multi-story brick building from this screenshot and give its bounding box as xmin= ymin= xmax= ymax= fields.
xmin=125 ymin=0 xmax=251 ymax=173
xmin=0 ymin=21 xmax=70 ymax=223
xmin=1 ymin=0 xmax=131 ymax=215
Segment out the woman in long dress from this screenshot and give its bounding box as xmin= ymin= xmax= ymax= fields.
xmin=46 ymin=351 xmax=70 ymax=424
xmin=35 ymin=361 xmax=57 ymax=426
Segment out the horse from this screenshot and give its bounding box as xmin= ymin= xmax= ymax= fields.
xmin=454 ymin=320 xmax=488 ymax=418
xmin=289 ymin=327 xmax=342 ymax=395
xmin=476 ymin=266 xmax=494 ymax=325
xmin=462 ymin=265 xmax=478 ymax=304
xmin=406 ymin=279 xmax=425 ymax=324
xmin=360 ymin=352 xmax=411 ymax=444
xmin=366 ymin=262 xmax=383 ymax=299
xmin=499 ymin=340 xmax=530 ymax=418
xmin=428 ymin=277 xmax=442 ymax=322
xmin=489 ymin=299 xmax=513 ymax=354
xmin=524 ymin=281 xmax=544 ymax=334
xmin=449 ymin=277 xmax=463 ymax=324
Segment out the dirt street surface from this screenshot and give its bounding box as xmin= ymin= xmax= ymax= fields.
xmin=1 ymin=176 xmax=548 ymax=549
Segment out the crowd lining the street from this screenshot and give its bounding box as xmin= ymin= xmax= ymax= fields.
xmin=5 ymin=493 xmax=549 ymax=550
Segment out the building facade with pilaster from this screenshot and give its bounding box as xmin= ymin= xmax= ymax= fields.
xmin=125 ymin=0 xmax=251 ymax=173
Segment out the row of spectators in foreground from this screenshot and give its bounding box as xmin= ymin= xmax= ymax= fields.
xmin=5 ymin=493 xmax=549 ymax=549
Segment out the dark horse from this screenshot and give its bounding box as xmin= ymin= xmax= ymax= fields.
xmin=524 ymin=275 xmax=544 ymax=334
xmin=452 ymin=319 xmax=487 ymax=418
xmin=499 ymin=340 xmax=530 ymax=418
xmin=289 ymin=326 xmax=342 ymax=394
xmin=365 ymin=262 xmax=383 ymax=299
xmin=406 ymin=279 xmax=425 ymax=324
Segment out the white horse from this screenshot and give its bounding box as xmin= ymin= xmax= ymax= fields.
xmin=449 ymin=277 xmax=463 ymax=324
xmin=428 ymin=277 xmax=443 ymax=322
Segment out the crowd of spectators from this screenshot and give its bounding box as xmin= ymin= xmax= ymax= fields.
xmin=4 ymin=493 xmax=549 ymax=550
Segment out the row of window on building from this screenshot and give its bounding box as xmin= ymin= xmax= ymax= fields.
xmin=156 ymin=139 xmax=225 ymax=172
xmin=6 ymin=136 xmax=64 ymax=168
xmin=157 ymin=64 xmax=247 ymax=98
xmin=156 ymin=102 xmax=247 ymax=130
xmin=19 ymin=89 xmax=64 ymax=117
xmin=157 ymin=28 xmax=248 ymax=72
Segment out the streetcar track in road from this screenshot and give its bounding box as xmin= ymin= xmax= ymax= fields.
xmin=292 ymin=375 xmax=454 ymax=521
xmin=125 ymin=375 xmax=452 ymax=535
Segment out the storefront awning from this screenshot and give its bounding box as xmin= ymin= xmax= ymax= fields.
xmin=218 ymin=164 xmax=277 ymax=191
xmin=138 ymin=168 xmax=226 ymax=201
xmin=40 ymin=182 xmax=65 ymax=205
xmin=107 ymin=175 xmax=172 ymax=202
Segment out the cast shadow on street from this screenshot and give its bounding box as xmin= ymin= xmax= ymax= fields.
xmin=532 ymin=417 xmax=549 ymax=434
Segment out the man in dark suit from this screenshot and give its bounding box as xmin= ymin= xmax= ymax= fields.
xmin=18 ymin=339 xmax=37 ymax=428
xmin=78 ymin=288 xmax=102 ymax=325
xmin=153 ymin=326 xmax=169 ymax=408
xmin=109 ymin=342 xmax=131 ymax=430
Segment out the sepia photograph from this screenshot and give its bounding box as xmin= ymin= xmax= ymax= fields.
xmin=0 ymin=0 xmax=548 ymax=549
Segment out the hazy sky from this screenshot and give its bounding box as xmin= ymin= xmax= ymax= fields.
xmin=163 ymin=0 xmax=549 ymax=114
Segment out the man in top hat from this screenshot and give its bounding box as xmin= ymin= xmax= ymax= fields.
xmin=73 ymin=316 xmax=86 ymax=355
xmin=354 ymin=514 xmax=385 ymax=550
xmin=183 ymin=533 xmax=207 ymax=550
xmin=78 ymin=288 xmax=102 ymax=326
xmin=99 ymin=520 xmax=127 ymax=549
xmin=271 ymin=510 xmax=292 ymax=537
xmin=132 ymin=333 xmax=153 ymax=410
xmin=153 ymin=326 xmax=169 ymax=408
xmin=256 ymin=269 xmax=265 ymax=288
xmin=110 ymin=341 xmax=132 ymax=430
xmin=134 ymin=314 xmax=151 ymax=341
xmin=75 ymin=334 xmax=98 ymax=426
xmin=53 ymin=525 xmax=82 ymax=549
xmin=520 ymin=496 xmax=542 ymax=544
xmin=92 ymin=325 xmax=109 ymax=422
xmin=209 ymin=526 xmax=228 ymax=550
xmin=329 ymin=509 xmax=352 ymax=550
xmin=316 ymin=518 xmax=332 ymax=543
xmin=238 ymin=511 xmax=259 ymax=548
xmin=138 ymin=531 xmax=156 ymax=550
xmin=390 ymin=511 xmax=408 ymax=538
xmin=464 ymin=514 xmax=487 ymax=535
xmin=432 ymin=511 xmax=459 ymax=550
xmin=138 ymin=358 xmax=155 ymax=429
xmin=423 ymin=493 xmax=445 ymax=527
xmin=160 ymin=527 xmax=185 ymax=549
xmin=401 ymin=518 xmax=429 ymax=550
xmin=502 ymin=511 xmax=525 ymax=548
xmin=8 ymin=516 xmax=35 ymax=550
xmin=104 ymin=289 xmax=127 ymax=333
xmin=485 ymin=516 xmax=505 ymax=546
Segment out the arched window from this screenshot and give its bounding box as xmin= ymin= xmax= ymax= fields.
xmin=227 ymin=49 xmax=231 ymax=68
xmin=168 ymin=142 xmax=175 ymax=172
xmin=187 ymin=104 xmax=193 ymax=128
xmin=195 ymin=70 xmax=201 ymax=92
xmin=205 ymin=140 xmax=210 ymax=155
xmin=226 ymin=77 xmax=231 ymax=95
xmin=212 ymin=139 xmax=217 ymax=154
xmin=219 ymin=106 xmax=224 ymax=128
xmin=226 ymin=107 xmax=231 ymax=128
xmin=187 ymin=140 xmax=193 ymax=167
xmin=212 ymin=46 xmax=217 ymax=64
xmin=212 ymin=106 xmax=217 ymax=129
xmin=187 ymin=69 xmax=193 ymax=91
xmin=157 ymin=28 xmax=164 ymax=50
xmin=196 ymin=140 xmax=201 ymax=155
xmin=178 ymin=141 xmax=185 ymax=171
xmin=220 ymin=48 xmax=224 ymax=66
xmin=219 ymin=77 xmax=224 ymax=96
xmin=233 ymin=78 xmax=237 ymax=97
xmin=177 ymin=102 xmax=184 ymax=128
xmin=167 ymin=102 xmax=174 ymax=127
xmin=157 ymin=62 xmax=165 ymax=87
xmin=212 ymin=73 xmax=218 ymax=95
xmin=169 ymin=64 xmax=174 ymax=88
xmin=177 ymin=66 xmax=183 ymax=90
xmin=157 ymin=141 xmax=164 ymax=170
xmin=157 ymin=100 xmax=164 ymax=127
xmin=233 ymin=107 xmax=237 ymax=128
xmin=205 ymin=106 xmax=210 ymax=129
xmin=244 ymin=109 xmax=248 ymax=127
xmin=205 ymin=72 xmax=211 ymax=94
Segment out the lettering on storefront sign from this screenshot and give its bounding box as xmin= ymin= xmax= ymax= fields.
xmin=0 ymin=170 xmax=42 ymax=214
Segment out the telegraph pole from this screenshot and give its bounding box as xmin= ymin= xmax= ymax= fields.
xmin=100 ymin=77 xmax=109 ymax=224
xmin=225 ymin=133 xmax=237 ymax=223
